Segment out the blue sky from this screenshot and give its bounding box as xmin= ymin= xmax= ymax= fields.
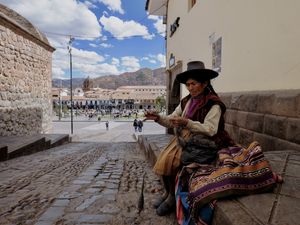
xmin=0 ymin=0 xmax=166 ymax=79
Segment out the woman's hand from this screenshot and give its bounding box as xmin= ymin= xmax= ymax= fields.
xmin=169 ymin=116 xmax=188 ymax=128
xmin=144 ymin=110 xmax=160 ymax=121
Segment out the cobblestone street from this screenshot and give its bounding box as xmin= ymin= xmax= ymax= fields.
xmin=0 ymin=122 xmax=177 ymax=225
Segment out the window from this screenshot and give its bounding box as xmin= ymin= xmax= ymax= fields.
xmin=212 ymin=37 xmax=222 ymax=72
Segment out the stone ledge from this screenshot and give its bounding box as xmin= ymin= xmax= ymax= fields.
xmin=220 ymin=89 xmax=300 ymax=118
xmin=0 ymin=145 xmax=8 ymax=161
xmin=0 ymin=134 xmax=70 ymax=161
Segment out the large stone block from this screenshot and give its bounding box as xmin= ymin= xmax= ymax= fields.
xmin=225 ymin=124 xmax=239 ymax=144
xmin=286 ymin=118 xmax=300 ymax=145
xmin=245 ymin=112 xmax=264 ymax=133
xmin=253 ymin=133 xmax=276 ymax=152
xmin=256 ymin=92 xmax=275 ymax=114
xmin=236 ymin=111 xmax=248 ymax=128
xmin=230 ymin=93 xmax=258 ymax=112
xmin=219 ymin=93 xmax=232 ymax=108
xmin=224 ymin=109 xmax=238 ymax=125
xmin=253 ymin=133 xmax=300 ymax=152
xmin=264 ymin=115 xmax=287 ymax=140
xmin=272 ymin=91 xmax=300 ymax=118
xmin=226 ymin=110 xmax=264 ymax=133
xmin=273 ymin=138 xmax=300 ymax=152
xmin=238 ymin=128 xmax=254 ymax=147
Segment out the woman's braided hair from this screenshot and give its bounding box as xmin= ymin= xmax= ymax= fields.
xmin=205 ymin=81 xmax=218 ymax=96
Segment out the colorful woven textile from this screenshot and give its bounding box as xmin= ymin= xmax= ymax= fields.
xmin=187 ymin=141 xmax=277 ymax=222
xmin=176 ymin=173 xmax=216 ymax=225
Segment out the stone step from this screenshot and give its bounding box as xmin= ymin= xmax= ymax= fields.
xmin=44 ymin=134 xmax=70 ymax=148
xmin=0 ymin=145 xmax=8 ymax=161
xmin=0 ymin=134 xmax=70 ymax=161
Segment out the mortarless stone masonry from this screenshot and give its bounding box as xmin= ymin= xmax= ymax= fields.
xmin=220 ymin=89 xmax=300 ymax=152
xmin=0 ymin=4 xmax=55 ymax=136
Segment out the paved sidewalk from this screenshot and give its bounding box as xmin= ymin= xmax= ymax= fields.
xmin=0 ymin=120 xmax=177 ymax=225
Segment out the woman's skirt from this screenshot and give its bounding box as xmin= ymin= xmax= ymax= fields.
xmin=153 ymin=129 xmax=190 ymax=176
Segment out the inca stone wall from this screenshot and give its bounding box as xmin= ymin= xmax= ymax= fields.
xmin=220 ymin=90 xmax=300 ymax=152
xmin=0 ymin=4 xmax=55 ymax=136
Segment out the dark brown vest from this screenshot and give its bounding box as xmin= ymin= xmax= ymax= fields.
xmin=181 ymin=94 xmax=235 ymax=148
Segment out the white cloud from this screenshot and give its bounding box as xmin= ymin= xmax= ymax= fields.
xmin=99 ymin=15 xmax=152 ymax=40
xmin=121 ymin=56 xmax=140 ymax=72
xmin=101 ymin=36 xmax=108 ymax=41
xmin=0 ymin=0 xmax=165 ymax=79
xmin=73 ymin=63 xmax=119 ymax=77
xmin=52 ymin=47 xmax=118 ymax=78
xmin=72 ymin=48 xmax=105 ymax=64
xmin=142 ymin=53 xmax=166 ymax=67
xmin=100 ymin=43 xmax=113 ymax=48
xmin=111 ymin=57 xmax=120 ymax=65
xmin=141 ymin=57 xmax=149 ymax=61
xmin=148 ymin=15 xmax=166 ymax=37
xmin=52 ymin=67 xmax=66 ymax=79
xmin=52 ymin=48 xmax=70 ymax=71
xmin=99 ymin=0 xmax=124 ymax=14
xmin=0 ymin=0 xmax=102 ymax=47
xmin=157 ymin=53 xmax=166 ymax=67
xmin=83 ymin=0 xmax=98 ymax=9
xmin=144 ymin=33 xmax=156 ymax=40
xmin=89 ymin=42 xmax=113 ymax=48
xmin=89 ymin=43 xmax=98 ymax=48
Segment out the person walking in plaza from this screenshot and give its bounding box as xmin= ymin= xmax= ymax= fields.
xmin=137 ymin=119 xmax=143 ymax=132
xmin=105 ymin=121 xmax=109 ymax=131
xmin=133 ymin=119 xmax=138 ymax=132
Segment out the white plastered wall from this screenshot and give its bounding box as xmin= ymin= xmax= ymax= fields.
xmin=166 ymin=0 xmax=300 ymax=96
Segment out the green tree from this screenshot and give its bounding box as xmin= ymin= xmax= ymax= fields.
xmin=155 ymin=95 xmax=166 ymax=111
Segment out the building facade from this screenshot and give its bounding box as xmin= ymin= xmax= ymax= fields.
xmin=146 ymin=0 xmax=300 ymax=148
xmin=0 ymin=4 xmax=55 ymax=136
xmin=52 ymin=85 xmax=166 ymax=112
xmin=146 ymin=0 xmax=300 ymax=111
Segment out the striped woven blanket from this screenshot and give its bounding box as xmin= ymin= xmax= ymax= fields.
xmin=176 ymin=141 xmax=277 ymax=224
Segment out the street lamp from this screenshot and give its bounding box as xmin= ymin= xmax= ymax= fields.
xmin=59 ymin=79 xmax=62 ymax=121
xmin=58 ymin=89 xmax=61 ymax=121
xmin=68 ymin=36 xmax=75 ymax=134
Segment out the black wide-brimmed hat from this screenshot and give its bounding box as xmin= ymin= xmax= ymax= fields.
xmin=176 ymin=61 xmax=218 ymax=84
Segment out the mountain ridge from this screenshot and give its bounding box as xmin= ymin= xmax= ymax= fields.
xmin=52 ymin=67 xmax=166 ymax=89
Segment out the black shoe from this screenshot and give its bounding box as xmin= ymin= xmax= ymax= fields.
xmin=153 ymin=196 xmax=166 ymax=209
xmin=156 ymin=201 xmax=175 ymax=216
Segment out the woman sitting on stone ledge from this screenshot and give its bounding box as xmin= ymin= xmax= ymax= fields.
xmin=144 ymin=61 xmax=282 ymax=225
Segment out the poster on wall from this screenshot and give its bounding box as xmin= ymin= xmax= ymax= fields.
xmin=212 ymin=37 xmax=222 ymax=72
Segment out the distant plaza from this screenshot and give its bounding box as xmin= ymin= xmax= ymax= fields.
xmin=52 ymin=84 xmax=167 ymax=117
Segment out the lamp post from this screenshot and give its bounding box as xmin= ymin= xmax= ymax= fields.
xmin=58 ymin=89 xmax=61 ymax=121
xmin=68 ymin=36 xmax=74 ymax=134
xmin=59 ymin=79 xmax=62 ymax=121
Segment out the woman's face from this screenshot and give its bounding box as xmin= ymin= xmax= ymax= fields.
xmin=185 ymin=78 xmax=207 ymax=97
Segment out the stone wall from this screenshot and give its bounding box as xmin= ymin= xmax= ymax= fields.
xmin=0 ymin=5 xmax=55 ymax=136
xmin=220 ymin=90 xmax=300 ymax=152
